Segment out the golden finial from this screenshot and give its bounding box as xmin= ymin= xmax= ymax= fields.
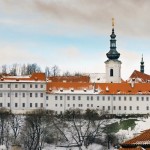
xmin=112 ymin=18 xmax=114 ymax=27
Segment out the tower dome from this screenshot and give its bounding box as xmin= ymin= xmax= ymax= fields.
xmin=106 ymin=18 xmax=120 ymax=60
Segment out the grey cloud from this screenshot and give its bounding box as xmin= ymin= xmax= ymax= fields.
xmin=1 ymin=0 xmax=150 ymax=37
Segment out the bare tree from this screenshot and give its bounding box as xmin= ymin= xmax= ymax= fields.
xmin=62 ymin=71 xmax=71 ymax=76
xmin=0 ymin=108 xmax=11 ymax=149
xmin=10 ymin=64 xmax=18 ymax=76
xmin=21 ymin=64 xmax=27 ymax=75
xmin=9 ymin=114 xmax=23 ymax=145
xmin=45 ymin=66 xmax=51 ymax=77
xmin=21 ymin=109 xmax=54 ymax=150
xmin=51 ymin=65 xmax=60 ymax=76
xmin=2 ymin=65 xmax=7 ymax=74
xmin=54 ymin=109 xmax=109 ymax=150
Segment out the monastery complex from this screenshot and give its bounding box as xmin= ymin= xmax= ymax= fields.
xmin=0 ymin=20 xmax=150 ymax=114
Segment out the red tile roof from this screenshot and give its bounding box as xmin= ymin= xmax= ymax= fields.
xmin=1 ymin=73 xmax=46 ymax=82
xmin=48 ymin=76 xmax=90 ymax=83
xmin=119 ymin=147 xmax=143 ymax=150
xmin=46 ymin=82 xmax=150 ymax=95
xmin=129 ymin=70 xmax=150 ymax=83
xmin=122 ymin=129 xmax=150 ymax=145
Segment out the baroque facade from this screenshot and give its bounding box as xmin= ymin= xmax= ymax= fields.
xmin=0 ymin=22 xmax=150 ymax=114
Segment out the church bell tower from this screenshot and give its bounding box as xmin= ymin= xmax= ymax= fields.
xmin=105 ymin=18 xmax=122 ymax=83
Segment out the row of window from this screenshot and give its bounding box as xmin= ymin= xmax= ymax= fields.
xmin=0 ymin=103 xmax=43 ymax=108
xmin=54 ymin=103 xmax=150 ymax=111
xmin=104 ymin=106 xmax=149 ymax=111
xmin=0 ymin=84 xmax=44 ymax=89
xmin=0 ymin=92 xmax=44 ymax=98
xmin=54 ymin=95 xmax=149 ymax=101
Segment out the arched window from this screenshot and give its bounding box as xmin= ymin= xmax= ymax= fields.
xmin=110 ymin=69 xmax=113 ymax=76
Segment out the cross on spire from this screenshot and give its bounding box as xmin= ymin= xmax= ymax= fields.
xmin=112 ymin=18 xmax=115 ymax=28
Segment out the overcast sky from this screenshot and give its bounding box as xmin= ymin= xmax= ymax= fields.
xmin=0 ymin=0 xmax=150 ymax=80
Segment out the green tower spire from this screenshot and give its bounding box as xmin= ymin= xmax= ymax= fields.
xmin=140 ymin=54 xmax=144 ymax=73
xmin=106 ymin=18 xmax=120 ymax=60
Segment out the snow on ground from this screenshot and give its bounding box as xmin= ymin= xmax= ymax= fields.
xmin=44 ymin=117 xmax=150 ymax=150
xmin=43 ymin=144 xmax=103 ymax=150
xmin=116 ymin=116 xmax=150 ymax=143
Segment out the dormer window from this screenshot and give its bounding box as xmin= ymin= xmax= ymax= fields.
xmin=71 ymin=88 xmax=74 ymax=92
xmin=94 ymin=89 xmax=98 ymax=92
xmin=60 ymin=88 xmax=63 ymax=92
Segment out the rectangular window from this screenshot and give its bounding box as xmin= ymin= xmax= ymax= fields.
xmin=68 ymin=104 xmax=70 ymax=107
xmin=7 ymin=103 xmax=10 ymax=107
xmin=124 ymin=106 xmax=126 ymax=110
xmin=87 ymin=104 xmax=89 ymax=107
xmin=8 ymin=93 xmax=10 ymax=97
xmin=91 ymin=104 xmax=93 ymax=107
xmin=30 ymin=84 xmax=32 ymax=88
xmin=46 ymin=96 xmax=48 ymax=100
xmin=119 ymin=97 xmax=121 ymax=101
xmin=0 ymin=103 xmax=2 ymax=107
xmin=73 ymin=104 xmax=75 ymax=107
xmin=146 ymin=97 xmax=149 ymax=101
xmin=67 ymin=96 xmax=70 ymax=100
xmin=137 ymin=106 xmax=139 ymax=110
xmin=22 ymin=93 xmax=25 ymax=97
xmin=35 ymin=84 xmax=38 ymax=88
xmin=22 ymin=103 xmax=25 ymax=107
xmin=124 ymin=97 xmax=126 ymax=101
xmin=0 ymin=93 xmax=3 ymax=97
xmin=60 ymin=104 xmax=62 ymax=107
xmin=108 ymin=106 xmax=110 ymax=110
xmin=147 ymin=106 xmax=149 ymax=110
xmin=15 ymin=93 xmax=18 ymax=97
xmin=55 ymin=104 xmax=57 ymax=107
xmin=46 ymin=104 xmax=48 ymax=107
xmin=35 ymin=93 xmax=38 ymax=97
xmin=55 ymin=96 xmax=57 ymax=100
xmin=60 ymin=96 xmax=63 ymax=100
xmin=15 ymin=103 xmax=18 ymax=107
xmin=73 ymin=96 xmax=75 ymax=100
xmin=91 ymin=96 xmax=93 ymax=100
xmin=15 ymin=84 xmax=18 ymax=88
xmin=30 ymin=93 xmax=32 ymax=97
xmin=102 ymin=96 xmax=105 ymax=100
xmin=113 ymin=97 xmax=116 ymax=101
xmin=137 ymin=97 xmax=139 ymax=101
xmin=119 ymin=106 xmax=121 ymax=110
xmin=113 ymin=106 xmax=116 ymax=110
xmin=87 ymin=96 xmax=89 ymax=100
xmin=103 ymin=106 xmax=105 ymax=110
xmin=40 ymin=93 xmax=43 ymax=97
xmin=78 ymin=96 xmax=81 ymax=100
xmin=30 ymin=103 xmax=32 ymax=107
xmin=22 ymin=84 xmax=25 ymax=88
xmin=97 ymin=96 xmax=99 ymax=101
xmin=108 ymin=96 xmax=110 ymax=101
xmin=0 ymin=84 xmax=3 ymax=88
xmin=35 ymin=103 xmax=38 ymax=107
xmin=130 ymin=106 xmax=132 ymax=110
xmin=41 ymin=103 xmax=43 ymax=107
xmin=130 ymin=97 xmax=132 ymax=101
xmin=8 ymin=84 xmax=10 ymax=88
xmin=41 ymin=84 xmax=43 ymax=88
xmin=141 ymin=97 xmax=144 ymax=101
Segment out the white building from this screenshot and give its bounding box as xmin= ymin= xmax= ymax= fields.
xmin=0 ymin=21 xmax=149 ymax=115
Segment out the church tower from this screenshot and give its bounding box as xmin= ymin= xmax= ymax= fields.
xmin=105 ymin=18 xmax=122 ymax=83
xmin=140 ymin=54 xmax=144 ymax=73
